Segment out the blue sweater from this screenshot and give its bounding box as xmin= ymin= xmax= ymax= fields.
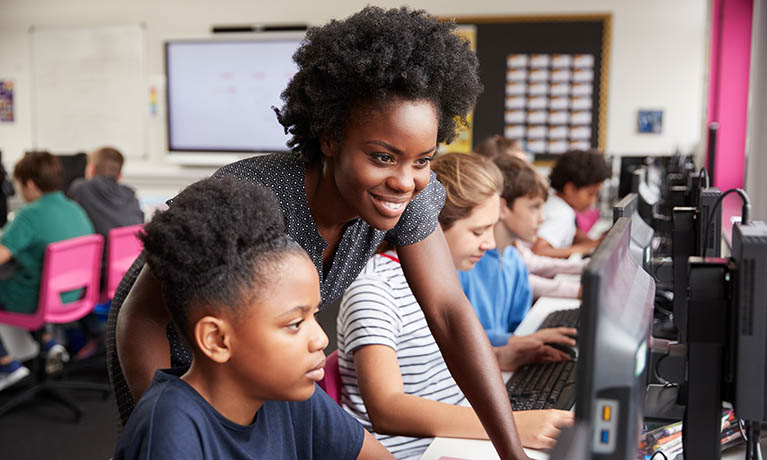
xmin=458 ymin=246 xmax=532 ymax=346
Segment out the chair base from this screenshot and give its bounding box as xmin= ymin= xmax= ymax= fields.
xmin=0 ymin=380 xmax=110 ymax=421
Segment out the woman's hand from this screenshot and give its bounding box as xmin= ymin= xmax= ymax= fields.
xmin=512 ymin=409 xmax=574 ymax=450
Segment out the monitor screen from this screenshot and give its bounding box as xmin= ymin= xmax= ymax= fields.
xmin=575 ymin=217 xmax=655 ymax=459
xmin=165 ymin=35 xmax=303 ymax=154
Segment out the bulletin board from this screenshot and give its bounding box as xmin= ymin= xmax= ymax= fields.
xmin=30 ymin=24 xmax=147 ymax=159
xmin=451 ymin=15 xmax=611 ymax=159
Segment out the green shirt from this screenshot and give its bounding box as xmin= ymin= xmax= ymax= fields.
xmin=0 ymin=191 xmax=94 ymax=313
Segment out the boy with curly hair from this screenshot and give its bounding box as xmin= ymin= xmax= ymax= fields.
xmin=532 ymin=150 xmax=611 ymax=258
xmin=114 ymin=177 xmax=391 ymax=460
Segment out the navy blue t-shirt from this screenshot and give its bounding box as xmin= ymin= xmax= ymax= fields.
xmin=115 ymin=368 xmax=365 ymax=460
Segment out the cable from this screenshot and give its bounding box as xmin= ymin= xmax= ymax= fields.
xmin=699 ymin=168 xmax=710 ymax=189
xmin=650 ymin=451 xmax=669 ymax=460
xmin=701 ymin=188 xmax=752 ymax=259
xmin=654 ymin=350 xmax=678 ymax=387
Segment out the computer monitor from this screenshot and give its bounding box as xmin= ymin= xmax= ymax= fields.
xmin=613 ymin=194 xmax=655 ymax=271
xmin=575 ymin=217 xmax=656 ymax=460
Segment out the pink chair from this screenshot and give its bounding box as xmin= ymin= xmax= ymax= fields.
xmin=318 ymin=350 xmax=342 ymax=404
xmin=103 ymin=224 xmax=144 ymax=302
xmin=0 ymin=234 xmax=110 ymax=420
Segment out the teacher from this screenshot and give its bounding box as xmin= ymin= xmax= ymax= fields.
xmin=108 ymin=7 xmax=530 ymax=460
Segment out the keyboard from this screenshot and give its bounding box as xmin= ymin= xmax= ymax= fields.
xmin=537 ymin=307 xmax=581 ymax=330
xmin=506 ymin=307 xmax=581 ymax=411
xmin=506 ymin=359 xmax=577 ymax=411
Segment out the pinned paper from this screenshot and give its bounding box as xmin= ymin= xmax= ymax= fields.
xmin=506 ymin=68 xmax=527 ymax=81
xmin=528 ymin=97 xmax=548 ymax=109
xmin=506 ymin=82 xmax=527 ymax=95
xmin=529 ymin=69 xmax=549 ymax=82
xmin=527 ymin=110 xmax=548 ymax=124
xmin=550 ymin=97 xmax=570 ymax=110
xmin=549 ymin=111 xmax=569 ymax=125
xmin=573 ymin=68 xmax=594 ymax=82
xmin=505 ymin=110 xmax=526 ymax=123
xmin=574 ymin=54 xmax=595 ymax=67
xmin=530 ymin=54 xmax=551 ymax=67
xmin=552 ymin=54 xmax=573 ymax=68
xmin=550 ymin=83 xmax=571 ymax=96
xmin=504 ymin=125 xmax=525 ymax=139
xmin=528 ymin=82 xmax=548 ymax=95
xmin=571 ymin=96 xmax=593 ymax=110
xmin=549 ymin=125 xmax=568 ymax=139
xmin=526 ymin=125 xmax=548 ymax=139
xmin=548 ymin=140 xmax=568 ymax=153
xmin=571 ymin=111 xmax=592 ymax=124
xmin=505 ymin=96 xmax=526 ymax=109
xmin=569 ymin=125 xmax=591 ymax=140
xmin=507 ymin=54 xmax=529 ymax=67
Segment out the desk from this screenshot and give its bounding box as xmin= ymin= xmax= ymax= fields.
xmin=421 ymin=296 xmax=766 ymax=460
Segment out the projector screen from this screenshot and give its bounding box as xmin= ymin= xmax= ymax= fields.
xmin=165 ymin=35 xmax=303 ymax=155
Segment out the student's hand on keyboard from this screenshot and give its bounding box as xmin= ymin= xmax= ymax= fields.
xmin=512 ymin=409 xmax=575 ymax=450
xmin=496 ymin=334 xmax=571 ymax=371
xmin=528 ymin=327 xmax=577 ymax=347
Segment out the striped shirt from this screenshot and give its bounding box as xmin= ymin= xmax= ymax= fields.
xmin=337 ymin=253 xmax=465 ymax=460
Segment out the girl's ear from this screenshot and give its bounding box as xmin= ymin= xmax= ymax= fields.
xmin=192 ymin=316 xmax=233 ymax=364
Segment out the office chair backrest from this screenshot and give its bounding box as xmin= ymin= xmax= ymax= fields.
xmin=318 ymin=350 xmax=342 ymax=404
xmin=0 ymin=234 xmax=104 ymax=330
xmin=104 ymin=224 xmax=143 ymax=300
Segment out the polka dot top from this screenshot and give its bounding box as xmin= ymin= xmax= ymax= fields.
xmin=106 ymin=151 xmax=446 ymax=425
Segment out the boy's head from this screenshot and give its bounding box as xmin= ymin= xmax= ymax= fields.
xmin=475 ymin=135 xmax=526 ymax=161
xmin=140 ymin=177 xmax=327 ymax=402
xmin=549 ymin=149 xmax=611 ymax=212
xmin=87 ymin=147 xmax=124 ymax=179
xmin=494 ymin=155 xmax=549 ymax=243
xmin=14 ymin=151 xmax=62 ymax=201
xmin=432 ymin=152 xmax=503 ymax=271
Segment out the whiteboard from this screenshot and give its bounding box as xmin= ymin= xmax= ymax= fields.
xmin=31 ymin=24 xmax=146 ymax=158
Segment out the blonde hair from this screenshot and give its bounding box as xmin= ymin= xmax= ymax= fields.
xmin=431 ymin=152 xmax=503 ymax=230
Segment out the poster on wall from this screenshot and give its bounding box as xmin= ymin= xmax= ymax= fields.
xmin=0 ymin=80 xmax=14 ymax=123
xmin=504 ymin=53 xmax=595 ymax=155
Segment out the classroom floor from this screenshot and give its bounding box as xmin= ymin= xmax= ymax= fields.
xmin=0 ymin=355 xmax=118 ymax=460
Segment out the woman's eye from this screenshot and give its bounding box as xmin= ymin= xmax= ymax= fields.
xmin=287 ymin=320 xmax=302 ymax=331
xmin=415 ymin=157 xmax=433 ymax=167
xmin=372 ymin=153 xmax=395 ymax=164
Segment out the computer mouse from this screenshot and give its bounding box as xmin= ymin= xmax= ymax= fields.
xmin=545 ymin=342 xmax=577 ymax=360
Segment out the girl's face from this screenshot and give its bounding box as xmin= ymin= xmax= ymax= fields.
xmin=500 ymin=194 xmax=545 ymax=243
xmin=323 ymin=99 xmax=438 ymax=231
xmin=442 ymin=194 xmax=500 ymax=271
xmin=228 ymin=253 xmax=328 ymax=403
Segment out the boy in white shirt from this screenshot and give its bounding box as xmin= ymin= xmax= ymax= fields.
xmin=532 ymin=150 xmax=611 ymax=259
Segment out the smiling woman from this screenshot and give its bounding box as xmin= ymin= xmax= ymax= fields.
xmin=108 ymin=6 xmax=532 ymax=460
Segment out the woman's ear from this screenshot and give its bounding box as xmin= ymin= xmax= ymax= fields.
xmin=319 ymin=135 xmax=338 ymax=158
xmin=192 ymin=316 xmax=232 ymax=364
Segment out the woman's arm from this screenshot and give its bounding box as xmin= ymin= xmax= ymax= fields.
xmin=397 ymin=227 xmax=529 ymax=460
xmin=115 ymin=264 xmax=172 ymax=402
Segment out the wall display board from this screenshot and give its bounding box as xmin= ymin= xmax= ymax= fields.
xmin=31 ymin=24 xmax=146 ymax=159
xmin=452 ymin=15 xmax=611 ymax=159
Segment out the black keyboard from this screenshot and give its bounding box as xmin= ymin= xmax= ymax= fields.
xmin=506 ymin=360 xmax=577 ymax=411
xmin=537 ymin=307 xmax=581 ymax=330
xmin=506 ymin=307 xmax=581 ymax=411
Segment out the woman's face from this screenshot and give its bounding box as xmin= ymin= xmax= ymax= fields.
xmin=324 ymin=99 xmax=439 ymax=231
xmin=442 ymin=194 xmax=500 ymax=271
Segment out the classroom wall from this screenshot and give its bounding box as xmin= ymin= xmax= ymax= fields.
xmin=0 ymin=0 xmax=709 ymax=200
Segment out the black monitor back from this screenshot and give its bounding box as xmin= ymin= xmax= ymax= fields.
xmin=576 ymin=217 xmax=655 ymax=459
xmin=56 ymin=152 xmax=87 ymax=193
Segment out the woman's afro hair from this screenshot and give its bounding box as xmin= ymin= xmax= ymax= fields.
xmin=139 ymin=176 xmax=301 ymax=334
xmin=275 ymin=6 xmax=483 ymax=162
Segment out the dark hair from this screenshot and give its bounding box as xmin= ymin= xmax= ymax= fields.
xmin=275 ymin=6 xmax=482 ymax=163
xmin=139 ymin=177 xmax=303 ymax=342
xmin=90 ymin=147 xmax=124 ymax=178
xmin=432 ymin=152 xmax=502 ymax=230
xmin=548 ymin=150 xmax=611 ymax=192
xmin=14 ymin=151 xmax=62 ymax=193
xmin=475 ymin=135 xmax=524 ymax=160
xmin=493 ymin=155 xmax=549 ymax=207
